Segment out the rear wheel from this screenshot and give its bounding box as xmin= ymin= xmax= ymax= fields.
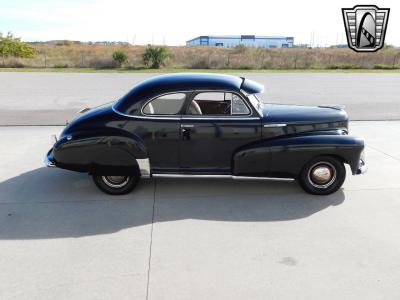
xmin=93 ymin=175 xmax=139 ymax=195
xmin=299 ymin=156 xmax=346 ymax=195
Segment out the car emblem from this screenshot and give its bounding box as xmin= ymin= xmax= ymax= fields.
xmin=342 ymin=5 xmax=390 ymax=52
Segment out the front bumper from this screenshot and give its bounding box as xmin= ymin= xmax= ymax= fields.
xmin=356 ymin=158 xmax=367 ymax=174
xmin=44 ymin=149 xmax=56 ymax=168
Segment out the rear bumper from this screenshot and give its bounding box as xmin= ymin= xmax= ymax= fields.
xmin=44 ymin=149 xmax=56 ymax=168
xmin=356 ymin=158 xmax=367 ymax=174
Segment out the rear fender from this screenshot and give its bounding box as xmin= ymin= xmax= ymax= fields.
xmin=53 ymin=128 xmax=147 ymax=175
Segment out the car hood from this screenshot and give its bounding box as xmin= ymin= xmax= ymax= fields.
xmin=262 ymin=104 xmax=348 ymax=124
xmin=261 ymin=104 xmax=349 ymax=139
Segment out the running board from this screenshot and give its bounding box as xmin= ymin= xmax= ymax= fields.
xmin=151 ymin=173 xmax=295 ymax=181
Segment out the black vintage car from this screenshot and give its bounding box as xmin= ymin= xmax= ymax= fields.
xmin=45 ymin=73 xmax=366 ymax=195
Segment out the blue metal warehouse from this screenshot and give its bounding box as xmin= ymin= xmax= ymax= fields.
xmin=186 ymin=35 xmax=294 ymax=48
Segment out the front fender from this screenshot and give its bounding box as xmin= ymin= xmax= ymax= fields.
xmin=233 ymin=134 xmax=365 ymax=177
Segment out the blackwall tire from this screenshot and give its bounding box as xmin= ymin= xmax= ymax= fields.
xmin=93 ymin=175 xmax=139 ymax=195
xmin=299 ymin=156 xmax=346 ymax=195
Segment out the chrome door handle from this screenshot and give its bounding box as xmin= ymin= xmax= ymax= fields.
xmin=181 ymin=124 xmax=194 ymax=128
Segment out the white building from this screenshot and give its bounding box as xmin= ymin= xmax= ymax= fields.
xmin=186 ymin=35 xmax=294 ymax=48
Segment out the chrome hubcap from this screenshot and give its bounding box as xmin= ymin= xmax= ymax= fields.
xmin=102 ymin=176 xmax=129 ymax=188
xmin=311 ymin=167 xmax=332 ymax=183
xmin=308 ymin=162 xmax=336 ymax=188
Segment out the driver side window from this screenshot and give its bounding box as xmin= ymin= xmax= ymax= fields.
xmin=187 ymin=92 xmax=250 ymax=116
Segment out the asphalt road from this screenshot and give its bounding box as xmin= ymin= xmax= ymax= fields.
xmin=0 ymin=72 xmax=399 ymax=125
xmin=0 ymin=121 xmax=400 ymax=299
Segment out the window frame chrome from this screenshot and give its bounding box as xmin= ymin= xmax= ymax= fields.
xmin=141 ymin=91 xmax=189 ymax=117
xmin=241 ymin=90 xmax=264 ymax=118
xmin=112 ymin=89 xmax=262 ymax=121
xmin=183 ymin=89 xmax=255 ymax=119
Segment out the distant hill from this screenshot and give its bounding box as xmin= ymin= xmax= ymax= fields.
xmin=28 ymin=40 xmax=130 ymax=46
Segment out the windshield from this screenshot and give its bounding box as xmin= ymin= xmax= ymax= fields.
xmin=247 ymin=94 xmax=264 ymax=117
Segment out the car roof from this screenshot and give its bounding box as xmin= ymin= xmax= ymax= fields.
xmin=114 ymin=73 xmax=264 ymax=115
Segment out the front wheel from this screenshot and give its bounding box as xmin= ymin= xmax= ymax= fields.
xmin=93 ymin=175 xmax=139 ymax=195
xmin=298 ymin=156 xmax=346 ymax=195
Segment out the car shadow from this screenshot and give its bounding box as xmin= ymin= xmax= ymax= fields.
xmin=0 ymin=168 xmax=345 ymax=240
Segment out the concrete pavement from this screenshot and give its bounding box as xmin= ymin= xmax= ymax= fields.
xmin=0 ymin=121 xmax=399 ymax=299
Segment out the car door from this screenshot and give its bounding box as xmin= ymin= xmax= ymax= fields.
xmin=179 ymin=91 xmax=262 ymax=173
xmin=137 ymin=92 xmax=187 ymax=171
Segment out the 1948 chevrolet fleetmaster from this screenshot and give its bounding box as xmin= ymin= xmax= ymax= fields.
xmin=45 ymin=73 xmax=366 ymax=195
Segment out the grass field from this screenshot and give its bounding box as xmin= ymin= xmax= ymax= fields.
xmin=1 ymin=43 xmax=400 ymax=71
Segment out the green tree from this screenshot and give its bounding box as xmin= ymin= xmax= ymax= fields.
xmin=0 ymin=32 xmax=36 ymax=58
xmin=143 ymin=45 xmax=169 ymax=68
xmin=112 ymin=50 xmax=128 ymax=68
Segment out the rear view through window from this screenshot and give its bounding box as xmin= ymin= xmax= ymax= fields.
xmin=187 ymin=92 xmax=250 ymax=116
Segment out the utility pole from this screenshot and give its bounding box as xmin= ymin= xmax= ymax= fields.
xmin=311 ymin=32 xmax=315 ymax=48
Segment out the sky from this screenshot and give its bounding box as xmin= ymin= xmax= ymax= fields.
xmin=0 ymin=0 xmax=399 ymax=46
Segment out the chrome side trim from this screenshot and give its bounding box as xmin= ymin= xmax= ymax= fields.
xmin=113 ymin=107 xmax=260 ymax=121
xmin=182 ymin=117 xmax=260 ymax=121
xmin=263 ymin=123 xmax=287 ymax=128
xmin=112 ymin=106 xmax=181 ymax=120
xmin=137 ymin=158 xmax=151 ymax=178
xmin=151 ymin=173 xmax=294 ymax=181
xmin=232 ymin=176 xmax=294 ymax=181
xmin=152 ymin=174 xmax=231 ymax=179
xmin=113 ymin=109 xmax=259 ymax=121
